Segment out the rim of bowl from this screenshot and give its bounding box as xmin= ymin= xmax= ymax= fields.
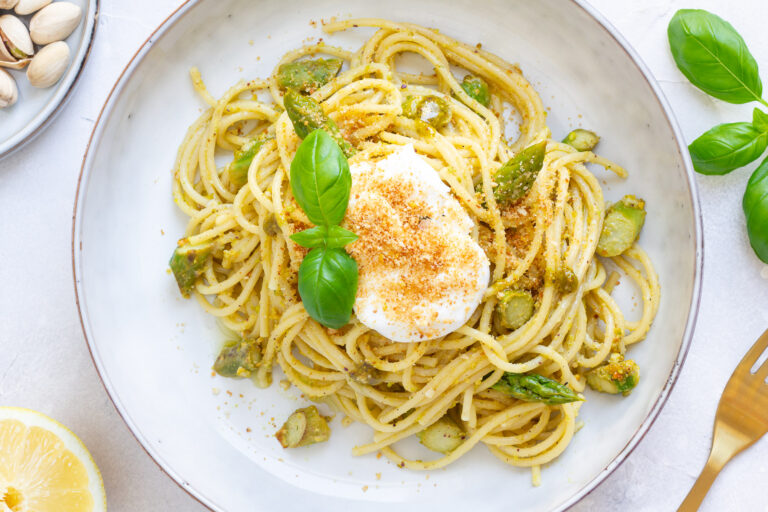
xmin=0 ymin=0 xmax=100 ymax=160
xmin=71 ymin=1 xmax=704 ymax=510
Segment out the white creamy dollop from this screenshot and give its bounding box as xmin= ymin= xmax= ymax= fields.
xmin=343 ymin=145 xmax=490 ymax=342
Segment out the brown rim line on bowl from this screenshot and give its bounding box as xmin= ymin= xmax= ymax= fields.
xmin=71 ymin=1 xmax=704 ymax=510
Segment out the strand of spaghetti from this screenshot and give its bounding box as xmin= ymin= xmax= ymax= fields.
xmin=169 ymin=22 xmax=661 ymax=479
xmin=382 ymin=401 xmax=548 ymax=469
xmin=189 ymin=67 xmax=216 ymax=106
xmin=482 ymin=408 xmax=551 ymax=445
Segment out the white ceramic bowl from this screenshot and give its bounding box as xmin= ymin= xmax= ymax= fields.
xmin=0 ymin=0 xmax=98 ymax=159
xmin=73 ymin=1 xmax=703 ymax=510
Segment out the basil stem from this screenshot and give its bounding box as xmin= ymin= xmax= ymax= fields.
xmin=689 ymin=122 xmax=768 ymax=175
xmin=668 ymin=9 xmax=766 ymax=106
xmin=492 ymin=372 xmax=583 ymax=405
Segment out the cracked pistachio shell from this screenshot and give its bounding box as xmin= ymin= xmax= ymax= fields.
xmin=0 ymin=15 xmax=34 ymax=58
xmin=29 ymin=2 xmax=82 ymax=45
xmin=0 ymin=68 xmax=18 ymax=108
xmin=26 ymin=40 xmax=69 ymax=88
xmin=14 ymin=0 xmax=50 ymax=15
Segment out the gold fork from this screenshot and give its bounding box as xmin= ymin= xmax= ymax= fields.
xmin=678 ymin=328 xmax=768 ymax=511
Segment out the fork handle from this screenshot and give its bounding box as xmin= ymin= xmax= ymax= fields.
xmin=678 ymin=451 xmax=728 ymax=512
xmin=678 ymin=422 xmax=753 ymax=512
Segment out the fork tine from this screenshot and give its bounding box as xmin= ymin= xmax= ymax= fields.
xmin=738 ymin=328 xmax=768 ymax=374
xmin=756 ymin=359 xmax=768 ymax=382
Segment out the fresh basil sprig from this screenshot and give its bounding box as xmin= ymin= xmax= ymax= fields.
xmin=668 ymin=9 xmax=768 ymax=262
xmin=289 ymin=129 xmax=359 ymax=328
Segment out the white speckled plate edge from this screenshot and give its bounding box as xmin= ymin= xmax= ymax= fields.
xmin=0 ymin=0 xmax=98 ymax=160
xmin=71 ymin=1 xmax=704 ymax=510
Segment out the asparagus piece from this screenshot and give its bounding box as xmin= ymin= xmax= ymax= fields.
xmin=213 ymin=339 xmax=262 ymax=378
xmin=586 ymin=354 xmax=639 ymax=396
xmin=277 ymin=58 xmax=343 ymax=94
xmin=348 ymin=362 xmax=382 ymax=385
xmin=562 ymin=129 xmax=600 ymax=151
xmin=401 ymin=95 xmax=452 ymax=128
xmin=169 ymin=240 xmax=213 ymax=297
xmin=492 ymin=141 xmax=547 ymax=205
xmin=418 ymin=415 xmax=465 ymax=454
xmin=283 ymin=89 xmax=356 ymax=157
xmin=596 ymin=195 xmax=646 ymax=257
xmin=263 ymin=213 xmax=281 ymax=236
xmin=554 ymin=266 xmax=578 ymax=294
xmin=275 ymin=405 xmax=331 ymax=448
xmin=227 ymin=135 xmax=273 ymax=187
xmin=460 ymin=75 xmax=490 ymax=107
xmin=492 ymin=372 xmax=583 ymax=405
xmin=496 ymin=289 xmax=535 ymax=330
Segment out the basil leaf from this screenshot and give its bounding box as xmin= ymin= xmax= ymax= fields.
xmin=689 ymin=122 xmax=768 ymax=175
xmin=743 ymin=155 xmax=768 ymax=263
xmin=668 ymin=9 xmax=763 ymax=104
xmin=290 ymin=225 xmax=358 ymax=249
xmin=743 ymin=155 xmax=768 ymax=217
xmin=290 ymin=226 xmax=328 ymax=248
xmin=492 ymin=372 xmax=583 ymax=405
xmin=290 ymin=129 xmax=352 ymax=227
xmin=753 ymin=108 xmax=768 ymax=133
xmin=297 ymin=247 xmax=358 ymax=329
xmin=324 ymin=225 xmax=358 ymax=249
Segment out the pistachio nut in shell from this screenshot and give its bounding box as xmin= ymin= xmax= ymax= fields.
xmin=0 ymin=0 xmax=19 ymax=9
xmin=14 ymin=0 xmax=50 ymax=16
xmin=29 ymin=2 xmax=82 ymax=46
xmin=0 ymin=57 xmax=30 ymax=69
xmin=27 ymin=40 xmax=69 ymax=88
xmin=0 ymin=14 xmax=34 ymax=60
xmin=0 ymin=68 xmax=18 ymax=108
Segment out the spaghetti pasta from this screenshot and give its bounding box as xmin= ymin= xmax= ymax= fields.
xmin=170 ymin=18 xmax=660 ymax=480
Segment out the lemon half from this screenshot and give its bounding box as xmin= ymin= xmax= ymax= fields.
xmin=0 ymin=407 xmax=106 ymax=512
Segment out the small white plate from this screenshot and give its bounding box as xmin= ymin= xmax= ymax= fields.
xmin=73 ymin=0 xmax=703 ymax=510
xmin=0 ymin=0 xmax=97 ymax=159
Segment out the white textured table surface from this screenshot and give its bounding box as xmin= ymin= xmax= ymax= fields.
xmin=2 ymin=0 xmax=768 ymax=510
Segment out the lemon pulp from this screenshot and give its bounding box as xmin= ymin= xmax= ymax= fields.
xmin=0 ymin=408 xmax=105 ymax=512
